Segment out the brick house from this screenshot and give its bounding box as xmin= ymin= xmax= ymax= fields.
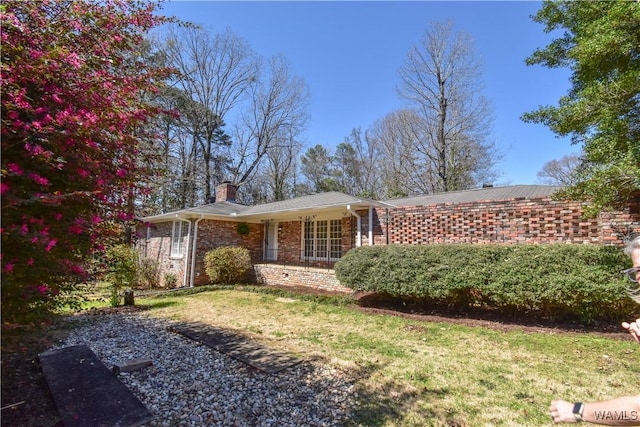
xmin=137 ymin=183 xmax=639 ymax=292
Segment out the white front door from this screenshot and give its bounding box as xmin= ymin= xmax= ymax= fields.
xmin=264 ymin=222 xmax=278 ymax=261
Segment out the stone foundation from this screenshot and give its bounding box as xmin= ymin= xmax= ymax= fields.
xmin=253 ymin=264 xmax=352 ymax=294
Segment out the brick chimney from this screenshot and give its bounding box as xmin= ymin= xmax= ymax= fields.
xmin=215 ymin=181 xmax=237 ymax=203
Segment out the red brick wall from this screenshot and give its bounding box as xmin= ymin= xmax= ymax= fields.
xmin=192 ymin=220 xmax=263 ymax=286
xmin=274 ymin=220 xmax=301 ymax=264
xmin=359 ymin=197 xmax=639 ymax=247
xmin=138 ymin=221 xmax=188 ymax=287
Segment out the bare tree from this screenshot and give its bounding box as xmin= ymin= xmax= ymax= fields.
xmin=231 ymin=54 xmax=310 ymax=191
xmin=537 ymin=153 xmax=583 ymax=186
xmin=160 ymin=26 xmax=258 ymax=201
xmin=265 ymin=130 xmax=304 ymax=201
xmin=397 ymin=21 xmax=499 ymax=193
xmin=366 ymin=109 xmax=425 ymax=198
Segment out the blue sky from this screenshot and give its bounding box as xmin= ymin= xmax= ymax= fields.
xmin=160 ymin=1 xmax=579 ymax=186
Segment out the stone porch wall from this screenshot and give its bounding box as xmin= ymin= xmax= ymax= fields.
xmin=253 ymin=264 xmax=352 ymax=294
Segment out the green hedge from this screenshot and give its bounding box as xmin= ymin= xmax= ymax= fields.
xmin=335 ymin=244 xmax=638 ymax=323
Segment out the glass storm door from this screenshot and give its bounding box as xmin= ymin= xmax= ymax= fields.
xmin=264 ymin=222 xmax=278 ymax=261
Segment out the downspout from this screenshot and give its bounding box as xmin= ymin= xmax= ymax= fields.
xmin=175 ymin=216 xmax=192 ymax=288
xmin=145 ymin=225 xmax=151 ymax=258
xmin=189 ymin=215 xmax=204 ymax=288
xmin=346 ymin=205 xmax=362 ymax=247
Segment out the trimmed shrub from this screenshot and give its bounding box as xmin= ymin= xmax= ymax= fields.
xmin=335 ymin=244 xmax=637 ymax=323
xmin=204 ymin=246 xmax=253 ymax=284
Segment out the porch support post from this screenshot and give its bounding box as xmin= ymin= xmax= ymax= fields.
xmin=175 ymin=216 xmax=192 ymax=288
xmin=368 ymin=206 xmax=373 ymax=246
xmin=347 ymin=205 xmax=362 ymax=247
xmin=189 ymin=215 xmax=204 ymax=288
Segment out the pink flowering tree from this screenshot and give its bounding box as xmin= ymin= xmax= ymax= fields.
xmin=1 ymin=0 xmax=175 ymax=323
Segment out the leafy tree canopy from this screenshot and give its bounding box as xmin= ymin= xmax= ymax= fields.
xmin=1 ymin=0 xmax=175 ymax=323
xmin=522 ymin=0 xmax=640 ymax=216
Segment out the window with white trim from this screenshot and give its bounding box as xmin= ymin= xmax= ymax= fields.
xmin=302 ymin=219 xmax=342 ymax=260
xmin=171 ymin=221 xmax=186 ymax=257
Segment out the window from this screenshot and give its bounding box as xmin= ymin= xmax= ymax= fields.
xmin=302 ymin=219 xmax=342 ymax=260
xmin=171 ymin=221 xmax=186 ymax=257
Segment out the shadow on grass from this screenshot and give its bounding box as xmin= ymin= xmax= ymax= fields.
xmin=147 ymin=300 xmax=178 ymax=309
xmin=343 ymin=361 xmax=466 ymax=427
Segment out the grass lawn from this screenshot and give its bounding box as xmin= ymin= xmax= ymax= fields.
xmin=136 ymin=286 xmax=640 ymax=427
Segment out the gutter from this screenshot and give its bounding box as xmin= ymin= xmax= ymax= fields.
xmin=189 ymin=215 xmax=204 ymax=288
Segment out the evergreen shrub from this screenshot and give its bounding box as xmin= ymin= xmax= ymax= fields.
xmin=335 ymin=244 xmax=637 ymax=323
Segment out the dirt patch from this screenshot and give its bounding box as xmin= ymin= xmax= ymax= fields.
xmin=350 ymin=292 xmax=633 ymax=340
xmin=270 ymin=285 xmax=634 ymax=339
xmin=353 ymin=305 xmax=632 ymax=340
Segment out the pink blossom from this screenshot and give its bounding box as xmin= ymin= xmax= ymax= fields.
xmin=69 ymin=264 xmax=85 ymax=275
xmin=91 ymin=215 xmax=102 ymax=224
xmin=116 ymin=168 xmax=127 ymax=178
xmin=0 ymin=182 xmax=9 ymax=194
xmin=27 ymin=258 xmax=34 ymax=266
xmin=29 ymin=173 xmax=49 ymax=186
xmin=54 ymin=213 xmax=63 ymax=221
xmin=7 ymin=163 xmax=23 ymax=175
xmin=20 ymin=223 xmax=28 ymax=235
xmin=117 ymin=211 xmax=133 ymax=221
xmin=37 ymin=285 xmax=48 ymax=294
xmin=5 ymin=263 xmax=14 ymax=273
xmin=25 ymin=143 xmax=45 ymax=156
xmin=45 ymin=239 xmax=57 ymax=252
xmin=69 ymin=224 xmax=83 ymax=234
xmin=66 ymin=53 xmax=82 ymax=69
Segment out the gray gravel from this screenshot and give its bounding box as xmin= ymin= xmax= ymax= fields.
xmin=52 ymin=312 xmax=357 ymax=426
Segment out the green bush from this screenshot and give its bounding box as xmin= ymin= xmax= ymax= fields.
xmin=204 ymin=246 xmax=253 ymax=284
xmin=137 ymin=258 xmax=160 ymax=289
xmin=164 ymin=272 xmax=178 ymax=288
xmin=105 ymin=244 xmax=138 ymax=307
xmin=335 ymin=244 xmax=637 ymax=323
